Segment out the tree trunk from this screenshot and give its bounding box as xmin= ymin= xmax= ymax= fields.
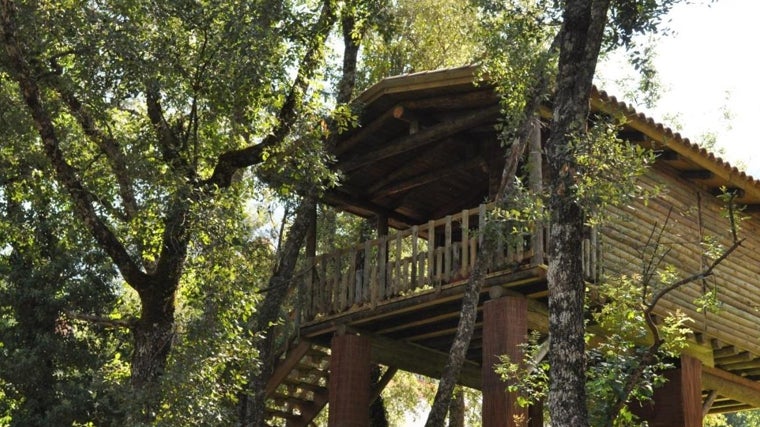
xmin=370 ymin=365 xmax=390 ymax=427
xmin=240 ymin=196 xmax=317 ymax=427
xmin=130 ymin=277 xmax=178 ymax=423
xmin=545 ymin=1 xmax=611 ymax=425
xmin=448 ymin=387 xmax=465 ymax=427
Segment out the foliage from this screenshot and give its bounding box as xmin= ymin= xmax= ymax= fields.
xmin=0 ymin=166 xmax=125 ymax=425
xmin=475 ymin=0 xmax=559 ymax=143
xmin=156 ymin=184 xmax=274 ymax=426
xmin=357 ymin=0 xmax=482 ymax=89
xmin=572 ymin=118 xmax=659 ymax=226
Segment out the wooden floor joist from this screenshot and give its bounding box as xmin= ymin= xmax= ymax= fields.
xmin=703 ymin=365 xmax=760 ymax=409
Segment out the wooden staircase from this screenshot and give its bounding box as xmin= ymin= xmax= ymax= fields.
xmin=265 ymin=340 xmax=331 ymax=427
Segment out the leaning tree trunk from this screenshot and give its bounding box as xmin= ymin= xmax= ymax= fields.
xmin=425 ymin=75 xmax=550 ymax=427
xmin=544 ymin=1 xmax=611 ymax=425
xmin=240 ymin=196 xmax=317 ymax=427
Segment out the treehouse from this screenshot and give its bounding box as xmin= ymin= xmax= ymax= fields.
xmin=264 ymin=66 xmax=760 ymax=426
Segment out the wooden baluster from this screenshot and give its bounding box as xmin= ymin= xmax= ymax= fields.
xmin=436 ymin=247 xmax=443 ymax=289
xmin=395 ymin=233 xmax=402 ymax=296
xmin=348 ymin=248 xmax=356 ymax=308
xmin=411 ymin=225 xmax=419 ymax=287
xmin=444 ymin=215 xmax=452 ymax=282
xmin=363 ymin=240 xmax=371 ymax=305
xmin=378 ymin=236 xmax=387 ymax=303
xmin=337 ymin=253 xmax=346 ymax=311
xmin=427 ymin=220 xmax=435 ymax=285
xmin=461 ymin=209 xmax=469 ymax=278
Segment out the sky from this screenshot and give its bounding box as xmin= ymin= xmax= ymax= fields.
xmin=596 ymin=0 xmax=760 ymax=177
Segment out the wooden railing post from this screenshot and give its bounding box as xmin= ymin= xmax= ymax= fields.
xmin=445 ymin=215 xmax=453 ymax=282
xmin=461 ymin=209 xmax=469 ymax=278
xmin=427 ymin=219 xmax=436 ymax=285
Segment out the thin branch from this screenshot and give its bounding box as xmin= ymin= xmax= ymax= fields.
xmin=52 ymin=82 xmax=139 ymax=220
xmin=646 ymin=238 xmax=743 ymax=312
xmin=64 ymin=310 xmax=136 ymax=330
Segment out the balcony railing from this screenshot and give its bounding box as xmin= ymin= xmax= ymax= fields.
xmin=297 ymin=203 xmax=598 ymax=324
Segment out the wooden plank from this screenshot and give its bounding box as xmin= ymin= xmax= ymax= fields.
xmin=360 ymin=330 xmax=483 ymax=390
xmin=703 ymin=365 xmax=760 ymax=408
xmin=411 ymin=226 xmax=419 ymax=287
xmin=427 ymin=220 xmax=435 ymax=284
xmin=363 ymin=240 xmax=371 ymax=304
xmin=461 ymin=209 xmax=469 ymax=277
xmin=340 ymin=105 xmax=500 ymax=172
xmin=265 ymin=340 xmax=313 ymax=397
xmin=445 ymin=215 xmax=452 ymax=282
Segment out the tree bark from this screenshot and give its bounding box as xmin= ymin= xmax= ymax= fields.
xmin=545 ymin=1 xmax=611 ymax=426
xmin=239 ymin=196 xmax=317 ymax=426
xmin=425 ymin=71 xmax=549 ymax=427
xmin=448 ymin=387 xmax=465 ymax=427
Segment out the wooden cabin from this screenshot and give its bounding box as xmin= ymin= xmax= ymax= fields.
xmin=264 ymin=66 xmax=760 ymax=426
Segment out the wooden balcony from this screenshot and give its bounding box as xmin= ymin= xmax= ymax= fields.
xmin=297 ymin=203 xmax=599 ymax=328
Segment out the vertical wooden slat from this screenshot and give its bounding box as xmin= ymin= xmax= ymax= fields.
xmin=436 ymin=247 xmax=443 ymax=287
xmin=470 ymin=235 xmax=477 ymax=270
xmin=363 ymin=240 xmax=371 ymax=304
xmin=379 ymin=236 xmax=387 ymax=302
xmin=348 ymin=248 xmax=356 ymax=306
xmin=479 ymin=204 xmax=486 ymax=245
xmin=444 ymin=215 xmax=452 ymax=282
xmin=411 ymin=225 xmax=419 ymax=287
xmin=591 ymin=226 xmax=598 ymax=283
xmin=395 ymin=232 xmax=402 ymax=296
xmin=427 ymin=220 xmax=436 ymax=284
xmin=339 ymin=255 xmax=348 ymax=311
xmin=461 ymin=210 xmax=469 ymax=277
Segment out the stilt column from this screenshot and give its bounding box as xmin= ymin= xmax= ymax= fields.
xmin=632 ymin=354 xmax=702 ymax=427
xmin=329 ymin=333 xmax=371 ymax=427
xmin=482 ymin=293 xmax=529 ymax=427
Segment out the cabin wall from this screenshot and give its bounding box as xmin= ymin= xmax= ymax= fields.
xmin=599 ymin=162 xmax=760 ymax=355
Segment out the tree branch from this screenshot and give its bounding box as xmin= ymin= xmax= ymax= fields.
xmin=0 ymin=0 xmax=148 ymax=287
xmin=202 ymin=0 xmax=338 ymax=189
xmin=51 ymin=80 xmax=139 ymax=220
xmin=646 ymin=238 xmax=743 ymax=312
xmin=64 ymin=310 xmax=136 ymax=330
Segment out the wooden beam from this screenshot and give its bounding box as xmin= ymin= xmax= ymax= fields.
xmin=365 ymin=138 xmax=462 ymax=195
xmin=322 ymin=190 xmax=422 ymax=227
xmin=370 ymin=367 xmax=398 ymax=405
xmin=400 ymin=89 xmax=498 ymax=111
xmin=339 ymin=105 xmax=500 ymax=172
xmin=361 ymin=329 xmax=483 ymax=390
xmin=681 ymin=170 xmax=715 ymax=180
xmin=710 ymin=187 xmax=745 ymax=199
xmin=702 ymin=365 xmax=760 ymax=408
xmin=703 ymin=390 xmax=718 ymax=417
xmin=334 ymin=106 xmax=399 ymax=156
xmin=658 ymin=150 xmax=682 ymax=161
xmin=265 ymin=340 xmax=313 ymax=397
xmin=373 ymin=157 xmax=483 ymax=198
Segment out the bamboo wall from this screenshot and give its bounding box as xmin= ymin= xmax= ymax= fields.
xmin=599 ymin=162 xmax=760 ymax=355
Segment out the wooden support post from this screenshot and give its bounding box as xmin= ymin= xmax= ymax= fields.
xmin=632 ymin=355 xmax=702 ymax=427
xmin=329 ymin=333 xmax=371 ymax=427
xmin=482 ymin=294 xmax=528 ymax=427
